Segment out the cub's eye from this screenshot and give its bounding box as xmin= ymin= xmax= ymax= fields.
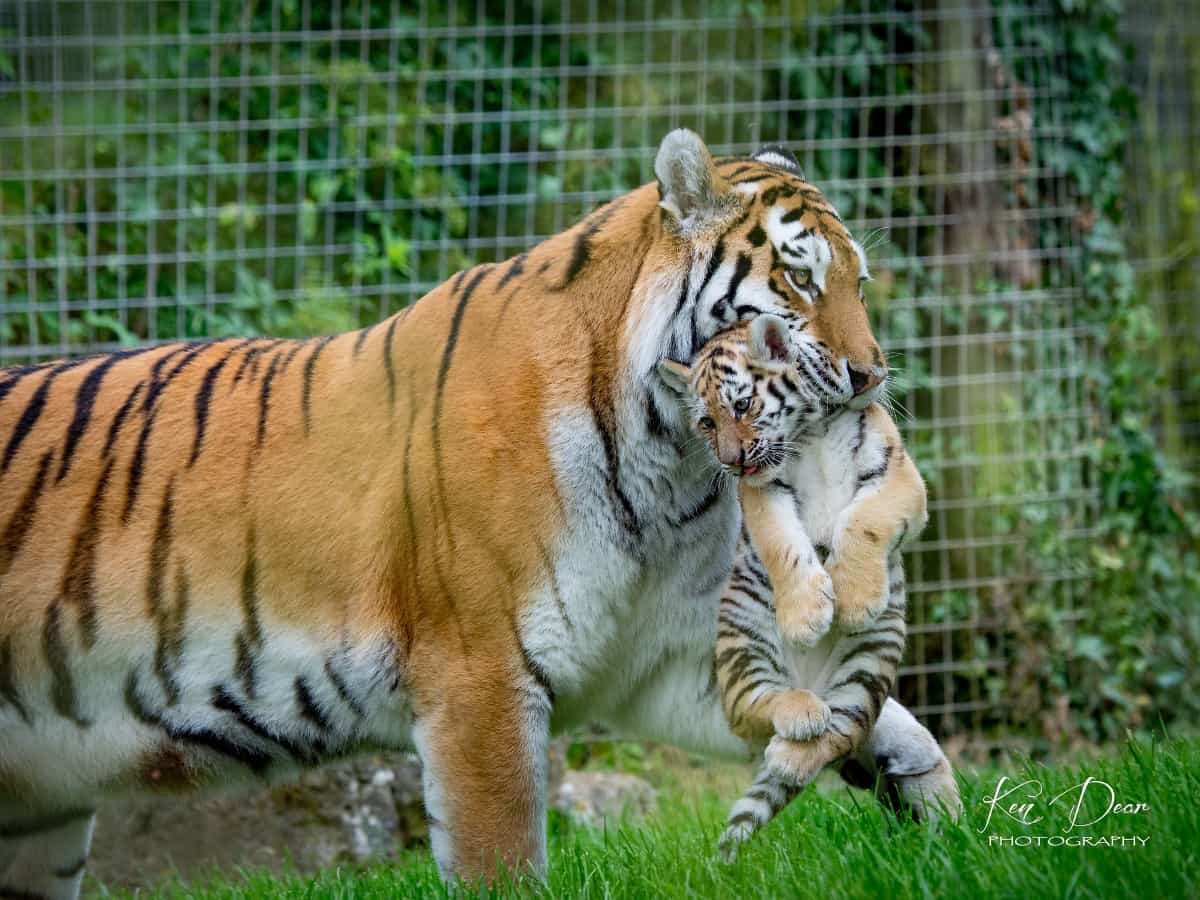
xmin=698 ymin=415 xmax=716 ymax=432
xmin=733 ymin=397 xmax=752 ymax=415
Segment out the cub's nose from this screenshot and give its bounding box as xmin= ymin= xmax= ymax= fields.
xmin=849 ymin=365 xmax=885 ymax=395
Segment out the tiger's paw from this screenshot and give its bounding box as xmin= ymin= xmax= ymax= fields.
xmin=826 ymin=553 xmax=889 ymax=629
xmin=774 ymin=566 xmax=835 ymax=647
xmin=770 ymin=689 xmax=831 ymax=741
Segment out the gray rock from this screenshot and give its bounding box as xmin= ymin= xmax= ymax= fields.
xmin=550 ymin=770 xmax=657 ymax=828
xmin=86 ymin=753 xmax=426 ymax=892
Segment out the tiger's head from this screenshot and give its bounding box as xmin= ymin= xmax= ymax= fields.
xmin=659 ymin=315 xmax=826 ymax=483
xmin=648 ymin=129 xmax=885 ymax=410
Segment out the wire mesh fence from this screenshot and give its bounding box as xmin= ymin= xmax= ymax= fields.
xmin=0 ymin=0 xmax=1110 ymax=749
xmin=1124 ymin=1 xmax=1200 ymax=483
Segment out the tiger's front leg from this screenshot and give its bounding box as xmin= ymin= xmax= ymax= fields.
xmin=409 ymin=639 xmax=552 ymax=883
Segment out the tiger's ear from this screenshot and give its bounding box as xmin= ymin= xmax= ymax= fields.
xmin=654 ymin=129 xmax=731 ymax=232
xmin=747 ymin=315 xmax=795 ymax=367
xmin=657 ymin=358 xmax=693 ymax=395
xmin=752 ymin=144 xmax=805 ymax=179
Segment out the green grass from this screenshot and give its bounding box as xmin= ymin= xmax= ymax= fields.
xmin=98 ymin=736 xmax=1197 ymax=900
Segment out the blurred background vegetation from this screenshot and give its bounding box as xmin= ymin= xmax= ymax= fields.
xmin=0 ymin=0 xmax=1195 ymax=755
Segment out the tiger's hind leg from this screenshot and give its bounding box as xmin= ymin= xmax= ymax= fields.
xmin=717 ymin=767 xmax=799 ymax=862
xmin=0 ymin=809 xmax=95 ymax=900
xmin=838 ymin=696 xmax=961 ymax=824
xmin=716 ymin=547 xmax=830 ymax=743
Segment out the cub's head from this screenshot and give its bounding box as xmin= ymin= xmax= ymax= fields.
xmin=652 ymin=129 xmax=885 ymax=408
xmin=659 ymin=315 xmax=826 ymax=483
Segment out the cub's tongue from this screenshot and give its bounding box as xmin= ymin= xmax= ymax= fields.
xmin=743 ymin=464 xmax=759 ymax=476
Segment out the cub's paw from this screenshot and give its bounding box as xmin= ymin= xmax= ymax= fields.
xmin=717 ymin=820 xmax=755 ymax=863
xmin=769 ymin=689 xmax=831 ymax=741
xmin=827 ymin=553 xmax=889 ymax=629
xmin=764 ymin=734 xmax=836 ymax=787
xmin=774 ymin=567 xmax=835 ymax=647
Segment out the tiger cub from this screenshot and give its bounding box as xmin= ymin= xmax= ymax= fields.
xmin=659 ymin=314 xmax=928 ymax=856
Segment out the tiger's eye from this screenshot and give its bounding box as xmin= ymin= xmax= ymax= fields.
xmin=791 ymin=268 xmax=811 ymax=285
xmin=733 ymin=397 xmax=751 ymax=415
xmin=698 ymin=415 xmax=716 ymax=431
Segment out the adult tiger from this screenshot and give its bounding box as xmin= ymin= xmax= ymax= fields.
xmin=0 ymin=130 xmax=958 ymax=897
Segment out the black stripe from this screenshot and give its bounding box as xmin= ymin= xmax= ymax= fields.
xmin=146 ymin=483 xmax=183 ymax=705
xmin=0 ymin=808 xmax=93 ymax=840
xmin=2 ymin=360 xmax=86 ymax=473
xmin=56 ymin=348 xmax=152 ymax=482
xmin=301 ymin=335 xmax=335 ymax=434
xmin=644 ymin=388 xmax=671 ymax=441
xmin=856 ymin=444 xmax=894 ymax=488
xmin=140 ymin=344 xmax=193 ymax=412
xmin=235 ymin=527 xmax=263 ymax=699
xmin=496 ymin=252 xmax=527 ymax=289
xmin=295 ymin=676 xmax=333 ymax=732
xmin=695 ymin=239 xmax=726 ymax=302
xmin=558 ymin=200 xmax=622 ymax=289
xmin=276 ymin=340 xmax=307 ymax=376
xmin=188 ymin=345 xmax=242 ymax=466
xmin=232 ymin=340 xmax=269 ymax=385
xmin=838 ymin=638 xmax=904 ymax=667
xmin=726 ymin=810 xmax=760 ymax=829
xmin=324 ymin=656 xmax=367 ymax=718
xmin=151 ymin=565 xmax=189 ymax=707
xmin=534 ymin=536 xmax=574 ymax=633
xmin=121 ymin=404 xmax=159 ymax=524
xmin=42 ymin=603 xmax=89 ymax=726
xmin=0 ymin=362 xmax=54 ymax=407
xmin=587 ymin=357 xmax=641 ymax=548
xmin=747 ymin=224 xmax=766 ymax=247
xmin=212 ymin=684 xmax=320 ymax=763
xmin=255 ymin=347 xmax=286 ymax=447
xmin=353 ymin=323 xmax=378 ymax=357
xmin=102 ymin=381 xmax=144 ymax=457
xmin=674 ymin=480 xmax=726 ymax=527
xmin=145 ymin=481 xmax=174 ymax=620
xmin=430 ymin=267 xmax=491 ymax=544
xmin=54 ymin=858 xmax=87 ymax=879
xmin=60 ymin=455 xmax=115 ymax=651
xmin=124 ymin=671 xmax=271 ymax=773
xmin=0 ymin=450 xmax=52 ymax=579
xmin=0 ymin=634 xmax=32 ymax=725
xmin=510 ymin=615 xmax=555 ymax=704
xmin=719 ymin=253 xmax=754 ymax=310
xmin=383 ymin=313 xmax=403 ymax=410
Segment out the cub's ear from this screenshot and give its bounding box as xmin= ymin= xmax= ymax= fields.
xmin=657 ymin=358 xmax=693 ymax=395
xmin=654 ymin=129 xmax=732 ymax=232
xmin=747 ymin=315 xmax=795 ymax=366
xmin=751 ymin=144 xmax=805 ymax=178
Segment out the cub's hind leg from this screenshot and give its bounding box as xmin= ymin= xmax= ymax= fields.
xmin=410 ymin=641 xmax=552 ymax=885
xmin=0 ymin=809 xmax=95 ymax=900
xmin=716 ymin=547 xmax=829 ymax=744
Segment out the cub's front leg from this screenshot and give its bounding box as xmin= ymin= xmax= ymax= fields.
xmin=825 ymin=408 xmax=928 ymax=629
xmin=738 ymin=481 xmax=834 ymax=647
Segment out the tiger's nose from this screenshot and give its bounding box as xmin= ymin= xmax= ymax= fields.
xmin=849 ymin=365 xmax=885 ymax=395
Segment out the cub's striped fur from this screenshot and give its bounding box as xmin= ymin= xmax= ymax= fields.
xmin=1 ymin=131 xmax=958 ymax=898
xmin=661 ymin=315 xmax=936 ymax=856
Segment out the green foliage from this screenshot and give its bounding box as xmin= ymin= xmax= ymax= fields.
xmin=993 ymin=0 xmax=1200 ymax=745
xmin=96 ymin=734 xmax=1199 ymax=898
